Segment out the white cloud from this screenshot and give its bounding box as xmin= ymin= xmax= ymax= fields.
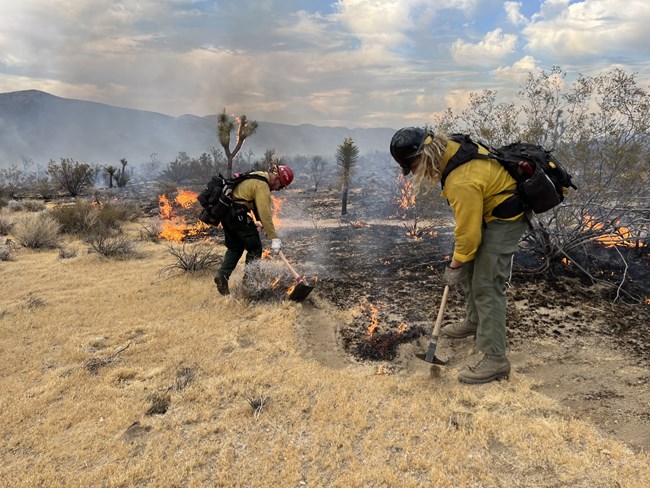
xmin=451 ymin=29 xmax=517 ymax=66
xmin=492 ymin=55 xmax=538 ymax=82
xmin=504 ymin=1 xmax=527 ymax=25
xmin=524 ymin=0 xmax=650 ymax=59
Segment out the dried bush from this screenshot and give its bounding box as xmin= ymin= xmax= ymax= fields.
xmin=0 ymin=216 xmax=15 ymax=235
xmin=21 ymin=199 xmax=46 ymax=212
xmin=159 ymin=243 xmax=220 ymax=275
xmin=13 ymin=214 xmax=61 ymax=249
xmin=138 ymin=223 xmax=161 ymax=242
xmin=101 ymin=199 xmax=142 ymax=222
xmin=0 ymin=245 xmax=14 ymax=261
xmin=232 ymin=259 xmax=295 ymax=302
xmin=7 ymin=200 xmax=23 ymax=212
xmin=58 ymin=247 xmax=78 ymax=260
xmin=87 ymin=232 xmax=140 ymax=260
xmin=49 ymin=200 xmax=128 ymax=236
xmin=0 ymin=197 xmax=8 ymax=209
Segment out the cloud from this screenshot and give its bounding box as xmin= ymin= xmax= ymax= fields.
xmin=451 ymin=28 xmax=517 ymax=66
xmin=492 ymin=55 xmax=538 ymax=82
xmin=524 ymin=0 xmax=650 ymax=60
xmin=504 ymin=1 xmax=527 ymax=25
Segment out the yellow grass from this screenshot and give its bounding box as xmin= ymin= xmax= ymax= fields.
xmin=1 ymin=225 xmax=649 ymax=487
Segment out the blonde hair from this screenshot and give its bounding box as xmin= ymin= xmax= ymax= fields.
xmin=412 ymin=132 xmax=448 ymax=193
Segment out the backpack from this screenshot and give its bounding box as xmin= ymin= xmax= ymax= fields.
xmin=442 ymin=134 xmax=577 ymax=217
xmin=197 ymin=172 xmax=269 ymax=226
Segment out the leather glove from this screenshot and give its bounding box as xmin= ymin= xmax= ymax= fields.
xmin=443 ymin=266 xmax=463 ymax=286
xmin=271 ymin=238 xmax=282 ymax=254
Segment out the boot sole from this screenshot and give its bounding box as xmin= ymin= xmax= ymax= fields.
xmin=441 ymin=331 xmax=476 ymax=339
xmin=214 ymin=275 xmax=230 ymax=296
xmin=458 ymin=374 xmax=509 ymax=384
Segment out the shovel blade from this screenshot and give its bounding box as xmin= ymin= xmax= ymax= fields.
xmin=288 ymin=282 xmax=314 ymax=302
xmin=415 ymin=342 xmax=447 ymax=365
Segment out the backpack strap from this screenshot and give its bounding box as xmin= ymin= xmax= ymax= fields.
xmin=441 ymin=134 xmax=491 ymax=188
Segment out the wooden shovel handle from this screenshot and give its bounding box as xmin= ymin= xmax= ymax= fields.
xmin=430 ymin=285 xmax=450 ymax=339
xmin=278 ymin=250 xmax=301 ymax=279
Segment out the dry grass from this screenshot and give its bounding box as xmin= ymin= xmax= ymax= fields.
xmin=1 ymin=228 xmax=649 ymax=487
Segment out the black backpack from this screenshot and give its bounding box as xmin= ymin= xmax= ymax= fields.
xmin=442 ymin=134 xmax=577 ymax=217
xmin=197 ymin=172 xmax=269 ymax=226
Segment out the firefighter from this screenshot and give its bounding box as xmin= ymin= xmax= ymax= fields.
xmin=214 ymin=165 xmax=294 ymax=295
xmin=390 ymin=127 xmax=527 ymax=384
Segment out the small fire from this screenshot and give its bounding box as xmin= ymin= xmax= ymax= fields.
xmin=562 ymin=257 xmax=571 ymax=265
xmin=396 ymin=322 xmax=409 ymax=334
xmin=360 ymin=301 xmax=380 ymax=337
xmin=270 ymin=278 xmax=281 ymax=289
xmin=262 ymin=249 xmax=271 ymax=259
xmin=398 ymin=174 xmax=416 ymax=211
xmin=271 ymin=195 xmax=284 ymax=229
xmin=583 ymin=214 xmax=647 ymax=249
xmin=175 ymin=189 xmax=198 ymax=209
xmin=158 ymin=190 xmax=210 ymax=242
xmin=286 ymin=283 xmax=296 ymax=296
xmin=645 ymin=298 xmax=650 ymax=305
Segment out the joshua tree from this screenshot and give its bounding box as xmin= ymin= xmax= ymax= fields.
xmin=104 ymin=165 xmax=118 ymax=188
xmin=217 ymin=110 xmax=258 ymax=177
xmin=115 ymin=158 xmax=130 ymax=188
xmin=336 ymin=137 xmax=359 ymax=215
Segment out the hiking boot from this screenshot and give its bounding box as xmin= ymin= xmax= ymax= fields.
xmin=458 ymin=354 xmax=511 ymax=384
xmin=441 ymin=320 xmax=478 ymax=339
xmin=214 ymin=271 xmax=229 ymax=296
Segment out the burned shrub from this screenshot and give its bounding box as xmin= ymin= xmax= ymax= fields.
xmin=232 ymin=259 xmax=295 ymax=302
xmin=138 ymin=223 xmax=161 ymax=242
xmin=13 ymin=213 xmax=61 ymax=249
xmin=0 ymin=245 xmax=14 ymax=261
xmin=159 ymin=243 xmax=220 ymax=275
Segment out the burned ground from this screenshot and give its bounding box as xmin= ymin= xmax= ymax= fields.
xmin=270 ymin=187 xmax=650 ymax=452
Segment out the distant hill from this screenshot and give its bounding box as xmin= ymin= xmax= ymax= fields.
xmin=0 ymin=90 xmax=395 ymax=168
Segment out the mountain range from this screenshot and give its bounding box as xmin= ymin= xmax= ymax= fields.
xmin=0 ymin=90 xmax=396 ymax=168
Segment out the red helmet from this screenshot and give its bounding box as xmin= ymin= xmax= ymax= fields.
xmin=276 ymin=165 xmax=294 ymax=187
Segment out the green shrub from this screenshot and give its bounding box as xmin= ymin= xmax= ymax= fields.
xmin=13 ymin=214 xmax=61 ymax=249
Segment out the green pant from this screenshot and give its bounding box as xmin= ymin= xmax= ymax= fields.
xmin=219 ymin=214 xmax=263 ymax=279
xmin=460 ymin=219 xmax=527 ymax=356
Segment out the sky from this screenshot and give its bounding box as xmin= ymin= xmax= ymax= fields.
xmin=0 ymin=0 xmax=649 ymax=129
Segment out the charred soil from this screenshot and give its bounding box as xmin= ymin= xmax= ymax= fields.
xmin=279 ymin=188 xmax=650 ymax=452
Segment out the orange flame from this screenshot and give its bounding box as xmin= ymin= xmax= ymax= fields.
xmin=157 ymin=190 xmax=209 ymax=242
xmin=175 ymin=190 xmax=198 ymax=209
xmin=645 ymin=298 xmax=650 ymax=305
xmin=583 ymin=215 xmax=647 ymax=249
xmin=286 ymin=283 xmax=296 ymax=296
xmin=360 ymin=301 xmax=380 ymax=337
xmin=271 ymin=195 xmax=284 ymax=229
xmin=262 ymin=249 xmax=271 ymax=259
xmin=396 ymin=322 xmax=409 ymax=334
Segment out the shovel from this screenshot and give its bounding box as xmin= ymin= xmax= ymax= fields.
xmin=277 ymin=250 xmax=315 ymax=302
xmin=415 ymin=285 xmax=449 ymax=365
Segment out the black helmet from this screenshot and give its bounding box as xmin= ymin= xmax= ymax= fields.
xmin=390 ymin=127 xmax=427 ymax=175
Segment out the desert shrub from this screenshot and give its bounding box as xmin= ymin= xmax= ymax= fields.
xmin=58 ymin=246 xmax=78 ymax=259
xmin=101 ymin=199 xmax=142 ymax=222
xmin=232 ymin=259 xmax=295 ymax=302
xmin=7 ymin=200 xmax=23 ymax=212
xmin=159 ymin=243 xmax=220 ymax=275
xmin=87 ymin=232 xmax=140 ymax=260
xmin=49 ymin=200 xmax=128 ymax=236
xmin=47 ymin=158 xmax=95 ymax=197
xmin=13 ymin=214 xmax=61 ymax=249
xmin=139 ymin=223 xmax=161 ymax=242
xmin=0 ymin=216 xmax=14 ymax=235
xmin=21 ymin=199 xmax=46 ymax=212
xmin=0 ymin=245 xmax=14 ymax=261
